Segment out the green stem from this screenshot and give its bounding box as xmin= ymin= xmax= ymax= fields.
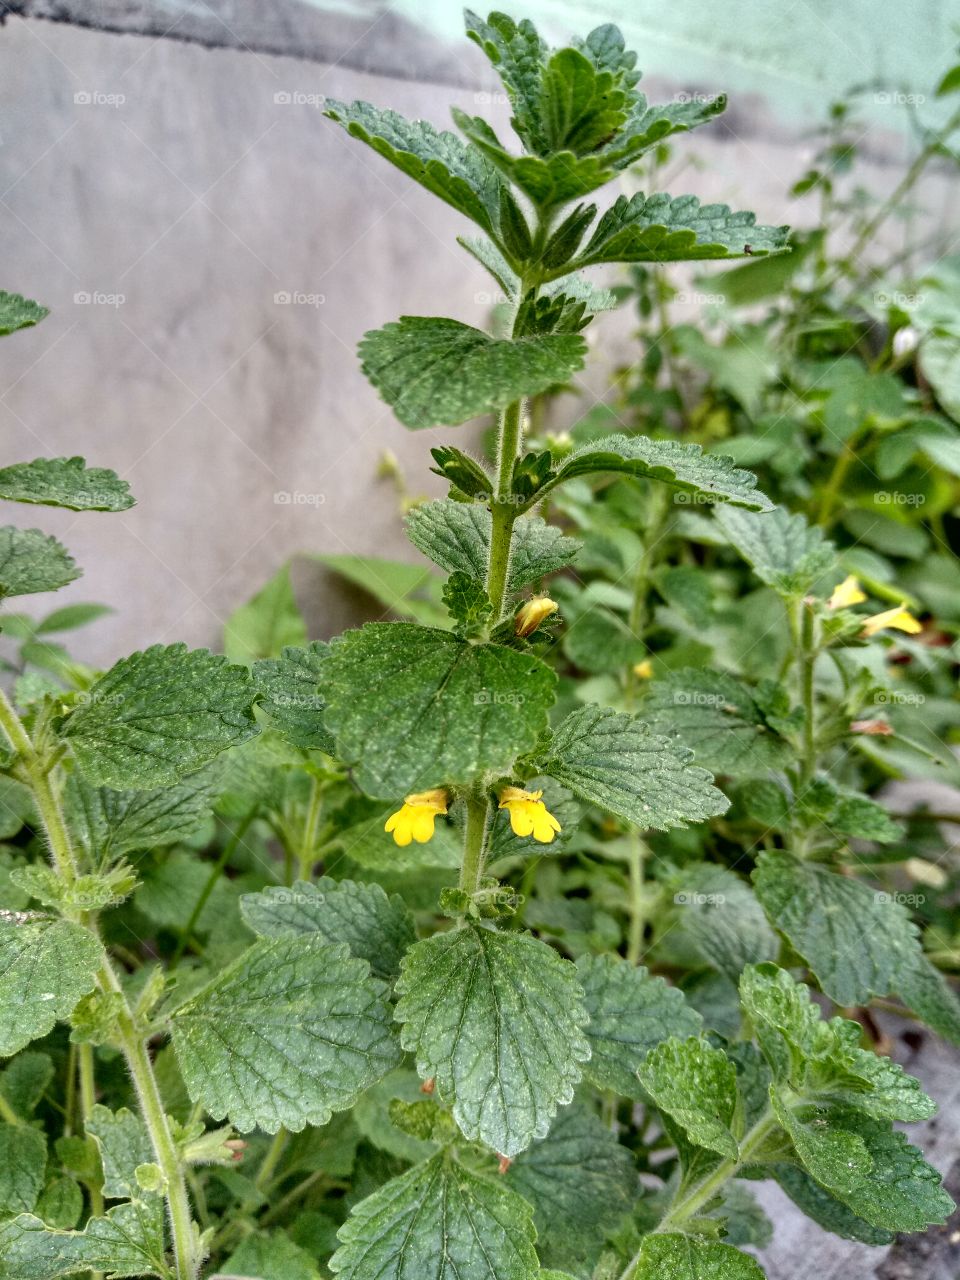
xmin=299 ymin=776 xmax=323 ymax=881
xmin=170 ymin=810 xmax=255 ymax=971
xmin=0 ymin=1087 xmax=20 ymax=1127
xmin=626 ymin=835 xmax=646 ymax=965
xmin=798 ymin=600 xmax=818 ymax=789
xmin=459 ymin=789 xmax=491 ymax=899
xmin=255 ymin=1128 xmax=289 ymax=1193
xmin=259 ymin=1170 xmax=324 ymax=1226
xmin=0 ymin=688 xmax=201 ymax=1280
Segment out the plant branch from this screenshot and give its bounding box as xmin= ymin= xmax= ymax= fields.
xmin=459 ymin=787 xmax=491 ymax=899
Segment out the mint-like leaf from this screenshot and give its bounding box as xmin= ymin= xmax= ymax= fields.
xmin=0 ymin=915 xmax=101 ymax=1056
xmin=0 ymin=527 xmax=79 ymax=600
xmin=0 ymin=458 xmax=134 ymax=513
xmin=770 ymin=1163 xmax=894 ymax=1246
xmin=0 ymin=1199 xmax=167 ymax=1279
xmin=0 ymin=291 xmax=48 ymax=336
xmin=253 ymin=641 xmax=332 ymax=751
xmin=395 ymin=924 xmax=589 ymax=1156
xmin=65 ymin=769 xmax=219 ymax=862
xmin=320 ymin=623 xmax=556 ymax=797
xmin=224 ymin=562 xmax=307 ymax=664
xmin=0 ymin=1123 xmax=46 ymax=1214
xmin=666 ymin=863 xmax=778 ymax=981
xmin=171 ymin=937 xmax=400 ymax=1133
xmin=85 ymin=1106 xmax=153 ymax=1200
xmin=359 ymin=317 xmax=586 ymax=429
xmin=542 ymin=704 xmax=728 ymax=830
xmin=637 ymin=1037 xmax=739 ymax=1158
xmin=330 ymin=1151 xmax=539 ymax=1279
xmin=576 ymin=954 xmax=702 ymax=1097
xmin=240 ymin=878 xmax=415 ymax=981
xmin=61 ymin=644 xmax=257 ymax=789
xmin=714 ymin=505 xmax=836 ymax=595
xmin=632 ymin=1234 xmax=766 ymax=1280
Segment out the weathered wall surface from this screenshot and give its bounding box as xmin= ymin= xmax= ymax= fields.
xmin=0 ymin=9 xmax=955 ymax=668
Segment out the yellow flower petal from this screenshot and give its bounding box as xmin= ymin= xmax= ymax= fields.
xmin=384 ymin=789 xmax=448 ymax=847
xmin=828 ymin=575 xmax=866 ymax=610
xmin=861 ymin=604 xmax=922 ymax=638
xmin=497 ymin=786 xmax=561 ymax=845
xmin=633 ymin=659 xmax=653 ymax=679
xmin=514 ymin=596 xmax=559 ymax=637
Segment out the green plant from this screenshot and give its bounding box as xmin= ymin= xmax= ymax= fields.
xmin=0 ymin=13 xmax=956 ymax=1280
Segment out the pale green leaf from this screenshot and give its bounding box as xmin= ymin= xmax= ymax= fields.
xmin=0 ymin=1199 xmax=167 ymax=1278
xmin=576 ymin=954 xmax=702 ymax=1097
xmin=253 ymin=641 xmax=333 ymax=751
xmin=0 ymin=1123 xmax=46 ymax=1214
xmin=542 ymin=704 xmax=728 ymax=831
xmin=714 ymin=505 xmax=836 ymax=595
xmin=171 ymin=937 xmax=400 ymax=1133
xmin=240 ymin=878 xmax=415 ymax=981
xmin=506 ymin=1105 xmax=634 ymax=1276
xmin=770 ymin=1163 xmax=893 ymax=1245
xmin=0 ymin=458 xmax=134 ymax=513
xmin=320 ymin=623 xmax=556 ymax=798
xmin=0 ymin=527 xmax=79 ymax=600
xmin=61 ymin=644 xmax=258 ymax=789
xmin=395 ymin=924 xmax=589 ymax=1156
xmin=0 ymin=914 xmax=101 ymax=1055
xmin=632 ymin=1234 xmax=765 ymax=1280
xmin=464 ymin=10 xmax=546 ymax=152
xmin=224 ymin=562 xmax=306 ymax=663
xmin=314 ymin=553 xmax=447 ymax=627
xmin=0 ymin=292 xmax=48 ymax=336
xmin=641 ymin=669 xmax=792 ymax=777
xmin=330 ymin=1151 xmax=539 ymax=1280
xmin=666 ymin=864 xmax=779 ymax=981
xmin=405 ymin=500 xmax=580 ymax=591
xmin=359 ymin=317 xmax=585 ymax=429
xmin=222 ymin=1230 xmax=321 ymax=1280
xmin=85 ymin=1106 xmax=153 ymax=1201
xmin=65 ymin=768 xmax=219 ymax=862
xmin=547 ymin=434 xmax=773 ymax=510
xmin=637 ymin=1037 xmax=739 ymax=1158
xmin=323 ymin=100 xmax=503 ymax=235
xmin=0 ymin=1052 xmax=54 ymax=1119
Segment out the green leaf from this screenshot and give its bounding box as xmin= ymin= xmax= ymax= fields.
xmin=223 ymin=1230 xmax=321 ymax=1280
xmin=0 ymin=1052 xmax=54 ymax=1119
xmin=65 ymin=768 xmax=219 ymax=862
xmin=0 ymin=527 xmax=80 ymax=599
xmin=34 ymin=1176 xmax=84 ymax=1231
xmin=576 ymin=954 xmax=702 ymax=1097
xmin=320 ymin=623 xmax=556 ymax=798
xmin=488 ymin=777 xmax=580 ymax=860
xmin=542 ymin=704 xmax=728 ymax=831
xmin=171 ymin=936 xmax=400 ymax=1133
xmin=36 ymin=603 xmax=112 ymax=635
xmin=61 ymin=644 xmax=258 ymax=789
xmin=406 ymin=500 xmax=580 ymax=591
xmin=224 ymin=562 xmax=307 ymax=663
xmin=359 ymin=317 xmax=586 ymax=429
xmin=769 ymin=1162 xmax=893 ymax=1245
xmin=641 ymin=669 xmax=792 ymax=777
xmin=240 ymin=878 xmax=415 ymax=981
xmin=0 ymin=915 xmax=101 ymax=1055
xmin=632 ymin=1234 xmax=765 ymax=1280
xmin=253 ymin=641 xmax=333 ymax=751
xmin=506 ymin=1105 xmax=634 ymax=1276
xmin=314 ymin=553 xmax=447 ymax=627
xmin=0 ymin=458 xmax=134 ymax=513
xmin=637 ymin=1037 xmax=739 ymax=1158
xmin=547 ymin=434 xmax=772 ymax=509
xmin=0 ymin=1199 xmax=167 ymax=1278
xmin=395 ymin=924 xmax=589 ymax=1156
xmin=464 ymin=10 xmax=547 ymax=152
xmin=574 ymin=193 xmax=789 ymax=267
xmin=752 ymin=851 xmax=960 ymax=1037
xmin=0 ymin=291 xmax=48 ymax=336
xmin=323 ymin=99 xmax=503 ymax=235
xmin=714 ymin=505 xmax=836 ymax=595
xmin=442 ymin=571 xmax=493 ymax=637
xmin=85 ymin=1106 xmax=152 ymax=1200
xmin=774 ymin=1100 xmax=952 ymax=1232
xmin=330 ymin=1151 xmax=539 ymax=1279
xmin=562 ymin=606 xmax=645 ymax=675
xmin=0 ymin=1123 xmax=46 ymax=1214
xmin=666 ymin=864 xmax=779 ymax=981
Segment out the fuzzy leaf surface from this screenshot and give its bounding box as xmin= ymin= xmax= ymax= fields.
xmin=65 ymin=769 xmax=219 ymax=862
xmin=637 ymin=1037 xmax=739 ymax=1158
xmin=253 ymin=641 xmax=333 ymax=751
xmin=632 ymin=1234 xmax=766 ymax=1280
xmin=0 ymin=915 xmax=101 ymax=1055
xmin=0 ymin=1124 xmax=46 ymax=1214
xmin=714 ymin=505 xmax=836 ymax=595
xmin=0 ymin=292 xmax=48 ymax=335
xmin=0 ymin=458 xmax=133 ymax=512
xmin=395 ymin=924 xmax=589 ymax=1156
xmin=85 ymin=1106 xmax=152 ymax=1200
xmin=667 ymin=863 xmax=779 ymax=981
xmin=0 ymin=527 xmax=79 ymax=599
xmin=0 ymin=1200 xmax=166 ymax=1278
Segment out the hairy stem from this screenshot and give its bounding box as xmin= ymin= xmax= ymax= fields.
xmin=0 ymin=688 xmax=201 ymax=1280
xmin=299 ymin=775 xmax=324 ymax=880
xmin=626 ymin=835 xmax=646 ymax=965
xmin=459 ymin=788 xmax=491 ymax=899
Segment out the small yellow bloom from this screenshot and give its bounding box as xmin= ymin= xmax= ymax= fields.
xmin=514 ymin=596 xmax=558 ymax=638
xmin=633 ymin=659 xmax=653 ymax=679
xmin=498 ymin=786 xmax=561 ymax=844
xmin=860 ymin=604 xmax=922 ymax=639
xmin=828 ymin=575 xmax=866 ymax=610
xmin=384 ymin=789 xmax=448 ymax=847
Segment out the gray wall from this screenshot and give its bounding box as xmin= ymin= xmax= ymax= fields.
xmin=0 ymin=8 xmax=955 ymax=666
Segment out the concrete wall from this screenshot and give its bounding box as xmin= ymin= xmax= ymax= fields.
xmin=0 ymin=9 xmax=956 ymax=667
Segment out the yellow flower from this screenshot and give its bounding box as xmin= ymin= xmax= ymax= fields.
xmin=828 ymin=575 xmax=866 ymax=610
xmin=498 ymin=786 xmax=561 ymax=844
xmin=514 ymin=596 xmax=559 ymax=638
xmin=860 ymin=604 xmax=922 ymax=639
xmin=633 ymin=659 xmax=653 ymax=679
xmin=384 ymin=789 xmax=448 ymax=847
